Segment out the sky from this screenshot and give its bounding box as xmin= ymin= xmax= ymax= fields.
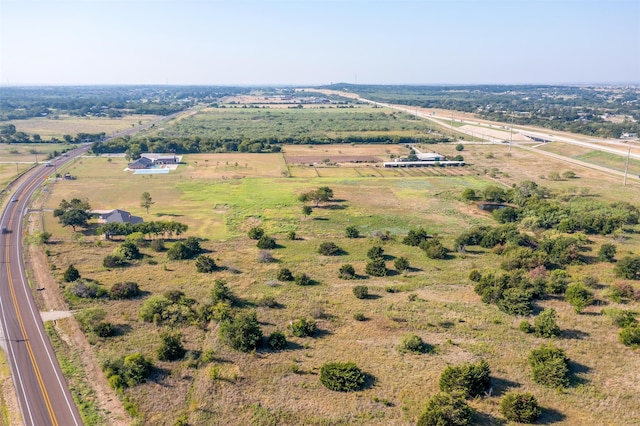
xmin=1 ymin=0 xmax=639 ymax=86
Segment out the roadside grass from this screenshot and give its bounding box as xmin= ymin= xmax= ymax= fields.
xmin=44 ymin=321 xmax=106 ymax=426
xmin=574 ymin=150 xmax=640 ymax=175
xmin=0 ymin=350 xmax=19 ymax=426
xmin=7 ymin=115 xmax=158 ymax=139
xmin=36 ymin=143 xmax=640 ymax=425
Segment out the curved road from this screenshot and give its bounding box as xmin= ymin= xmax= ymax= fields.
xmin=1 ymin=149 xmax=85 ymax=425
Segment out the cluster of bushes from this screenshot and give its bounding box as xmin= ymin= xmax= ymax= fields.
xmin=167 ymin=237 xmax=203 ymax=260
xmin=520 ymin=308 xmax=561 ymax=338
xmin=319 ymin=362 xmax=365 ymax=392
xmin=139 ymin=292 xmax=199 ymax=326
xmin=604 ymin=308 xmax=640 ymax=349
xmin=103 ymin=352 xmax=153 ymax=391
xmin=462 ymin=181 xmax=639 ymax=235
xmin=98 ymin=220 xmax=188 ymax=239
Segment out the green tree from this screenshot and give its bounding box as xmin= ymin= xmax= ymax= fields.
xmin=345 ymin=225 xmax=360 ymax=238
xmin=63 ymin=264 xmax=80 ymax=282
xmin=195 ymin=255 xmax=217 ymax=273
xmin=456 ymin=143 xmax=464 ymax=151
xmin=318 ymin=241 xmax=342 ymax=255
xmin=619 ymin=324 xmax=640 ymax=348
xmin=598 ymin=243 xmax=617 ymax=262
xmin=614 ymin=256 xmax=640 ymax=279
xmin=394 ymin=256 xmax=410 ymax=272
xmin=461 ymin=188 xmax=476 ymax=201
xmin=528 ymin=345 xmax=570 ymax=388
xmin=417 ymin=392 xmax=473 ymax=426
xmin=289 ymin=317 xmax=317 ymax=337
xmin=302 ymin=205 xmax=312 ymax=216
xmin=247 ymin=227 xmax=264 ymax=240
xmin=267 ymin=331 xmax=287 ymax=350
xmin=157 ymin=330 xmax=185 ymax=361
xmin=140 ymin=191 xmax=154 ymax=215
xmin=319 ymin=362 xmax=365 ymax=392
xmin=219 ymin=311 xmax=263 ymax=352
xmin=256 ymin=235 xmax=276 ymax=249
xmin=277 ymin=267 xmax=294 ymax=281
xmin=534 ymin=308 xmax=561 ymax=338
xmin=338 ymin=264 xmax=356 ymax=280
xmin=438 ymin=360 xmax=491 ymax=398
xmin=53 ymin=198 xmax=91 ymax=232
xmin=367 ymin=246 xmax=384 ymax=260
xmin=565 ymin=283 xmax=594 ymax=313
xmin=365 ymin=258 xmax=387 ymax=277
xmin=352 ymin=285 xmax=369 ymax=299
xmin=500 ymin=392 xmax=541 ymax=423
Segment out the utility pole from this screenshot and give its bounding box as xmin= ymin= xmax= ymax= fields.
xmin=623 ymin=144 xmax=631 ymax=186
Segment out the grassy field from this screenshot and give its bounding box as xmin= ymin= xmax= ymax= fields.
xmin=0 ymin=143 xmax=72 ymax=188
xmin=149 ymin=104 xmax=457 ymax=142
xmin=34 ymin=142 xmax=640 ymax=425
xmin=7 ymin=115 xmax=159 ymax=139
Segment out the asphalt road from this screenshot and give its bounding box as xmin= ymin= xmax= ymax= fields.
xmin=1 ymin=151 xmax=84 ymax=426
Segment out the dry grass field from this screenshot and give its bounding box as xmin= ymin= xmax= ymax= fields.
xmin=7 ymin=115 xmax=158 ymax=139
xmin=31 ymin=143 xmax=640 ymax=425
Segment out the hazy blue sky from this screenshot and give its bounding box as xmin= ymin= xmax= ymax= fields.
xmin=1 ymin=0 xmax=638 ymax=85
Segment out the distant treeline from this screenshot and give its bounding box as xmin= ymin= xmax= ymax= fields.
xmin=0 ymin=123 xmax=105 ymax=144
xmin=329 ymin=84 xmax=640 ymax=139
xmin=92 ymin=134 xmax=451 ymax=155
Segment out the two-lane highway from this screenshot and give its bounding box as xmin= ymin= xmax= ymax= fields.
xmin=1 ymin=154 xmax=84 ymax=425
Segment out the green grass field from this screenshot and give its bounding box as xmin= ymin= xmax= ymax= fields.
xmin=34 ymin=143 xmax=640 ymax=426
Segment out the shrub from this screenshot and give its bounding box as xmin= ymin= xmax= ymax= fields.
xmin=353 ymin=312 xmax=366 ymax=321
xmin=565 ymin=283 xmax=594 ymax=313
xmin=219 ymin=311 xmax=263 ymax=352
xmin=294 ymin=273 xmax=311 ymax=286
xmin=302 ymin=205 xmax=312 ymax=216
xmin=288 ymin=317 xmax=317 ymax=337
xmin=609 ymin=281 xmax=635 ymax=302
xmin=619 ymin=324 xmax=640 ymax=348
xmin=39 ymin=231 xmax=52 ymax=244
xmin=500 ymin=392 xmax=541 ymax=423
xmin=498 ymin=288 xmax=533 ymax=316
xmin=456 ymin=143 xmax=464 ymax=151
xmin=438 ymin=360 xmax=491 ymax=398
xmin=287 ymin=230 xmax=296 ymax=240
xmin=614 ymin=256 xmax=640 ymax=279
xmin=562 ymin=170 xmax=576 ymax=179
xmin=338 ymin=264 xmax=356 ymax=280
xmin=417 ymin=392 xmax=473 ymax=426
xmin=534 ymin=308 xmax=561 ymax=338
xmin=267 ymin=331 xmax=287 ymax=350
xmin=367 ymin=246 xmax=384 ymax=260
xmin=94 ymin=321 xmax=114 ymax=338
xmin=114 ymin=241 xmax=141 ymax=260
xmin=528 ymin=345 xmax=570 ymax=388
xmin=352 ymin=285 xmax=369 ymax=299
xmin=345 ymin=226 xmax=360 ymax=238
xmin=598 ymin=243 xmax=617 ymax=262
xmin=257 ymin=250 xmax=275 ymax=263
xmin=103 ymin=255 xmax=125 ymax=268
xmin=63 ymin=264 xmax=80 ymax=282
xmin=195 ymin=255 xmax=217 ymax=273
xmin=103 ymin=352 xmax=153 ymax=391
xmin=157 ymin=330 xmax=186 ymax=361
xmin=547 ymin=270 xmax=570 ymax=294
xmin=211 ymin=279 xmax=233 ymax=304
xmin=318 ymin=241 xmax=341 ymax=255
xmin=110 ymin=281 xmax=141 ymax=300
xmin=394 ymin=257 xmax=410 ymax=272
xmin=461 ymin=188 xmax=476 ymax=201
xmin=402 ymin=228 xmax=430 ymax=246
xmin=603 ymin=308 xmax=638 ymax=328
xmin=365 ymin=258 xmax=387 ymax=277
xmin=167 ymin=239 xmax=202 ymax=260
xmin=277 ymin=268 xmax=294 ymax=282
xmin=468 ymin=269 xmax=482 ymax=282
xmin=420 ymin=239 xmax=448 ymax=259
xmin=256 ymin=235 xmax=276 ymax=250
xmin=519 ymin=320 xmax=534 ymax=334
xmin=319 ymin=362 xmax=365 ymax=392
xmin=399 ymin=334 xmax=428 ymax=354
xmin=67 ymin=280 xmax=108 ymax=299
xmin=247 ymin=227 xmax=264 ymax=240
xmin=150 ymin=239 xmax=165 ymax=252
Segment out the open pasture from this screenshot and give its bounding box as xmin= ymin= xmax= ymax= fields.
xmin=7 ymin=114 xmax=159 ymax=139
xmin=33 ymin=142 xmax=640 ymax=425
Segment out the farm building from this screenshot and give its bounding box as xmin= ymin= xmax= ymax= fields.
xmin=92 ymin=209 xmax=143 ymax=225
xmin=127 ymin=154 xmax=180 ymax=170
xmin=127 ymin=157 xmax=154 ymax=169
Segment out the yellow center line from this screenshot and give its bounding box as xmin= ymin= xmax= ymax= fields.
xmin=5 ymin=173 xmax=59 ymax=426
